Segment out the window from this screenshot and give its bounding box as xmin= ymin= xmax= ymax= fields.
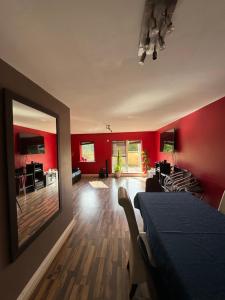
xmin=112 ymin=141 xmax=126 ymax=157
xmin=112 ymin=141 xmax=127 ymax=172
xmin=80 ymin=142 xmax=95 ymax=162
xmin=112 ymin=140 xmax=142 ymax=173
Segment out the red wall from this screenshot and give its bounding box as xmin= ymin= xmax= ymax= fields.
xmin=71 ymin=131 xmax=158 ymax=174
xmin=158 ymin=97 xmax=225 ymax=207
xmin=14 ymin=125 xmax=57 ymax=172
xmin=71 ymin=97 xmax=225 ymax=207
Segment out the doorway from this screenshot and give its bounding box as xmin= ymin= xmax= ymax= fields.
xmin=112 ymin=140 xmax=142 ymax=173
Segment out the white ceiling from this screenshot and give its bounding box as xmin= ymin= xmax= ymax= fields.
xmin=13 ymin=100 xmax=56 ymax=133
xmin=1 ymin=0 xmax=225 ymax=133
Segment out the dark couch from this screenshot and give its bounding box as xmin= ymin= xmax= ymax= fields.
xmin=72 ymin=167 xmax=82 ymax=184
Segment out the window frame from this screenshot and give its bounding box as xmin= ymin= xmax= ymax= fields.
xmin=79 ymin=141 xmax=95 ymax=163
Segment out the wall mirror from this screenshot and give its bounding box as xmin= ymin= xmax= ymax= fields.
xmin=4 ymin=90 xmax=61 ymax=260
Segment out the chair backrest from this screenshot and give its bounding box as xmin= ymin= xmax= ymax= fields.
xmin=145 ymin=176 xmax=164 ymax=192
xmin=118 ymin=187 xmax=149 ymax=284
xmin=118 ymin=187 xmax=139 ymax=244
xmin=118 ymin=187 xmax=158 ymax=288
xmin=218 ymin=191 xmax=225 ymax=214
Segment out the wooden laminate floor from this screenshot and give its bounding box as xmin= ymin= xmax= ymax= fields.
xmin=17 ymin=181 xmax=59 ymax=246
xmin=32 ymin=176 xmax=148 ymax=300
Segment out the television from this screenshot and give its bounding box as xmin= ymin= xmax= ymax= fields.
xmin=19 ymin=132 xmax=45 ymax=154
xmin=160 ymin=129 xmax=176 ymax=152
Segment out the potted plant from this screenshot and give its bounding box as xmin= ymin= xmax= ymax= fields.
xmin=142 ymin=150 xmax=151 ymax=176
xmin=114 ymin=149 xmax=122 ymax=178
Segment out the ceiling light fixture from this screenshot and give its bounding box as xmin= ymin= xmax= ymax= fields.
xmin=139 ymin=51 xmax=147 ymax=65
xmin=106 ymin=124 xmax=112 ymax=133
xmin=138 ymin=0 xmax=177 ymax=64
xmin=152 ymin=45 xmax=157 ymax=60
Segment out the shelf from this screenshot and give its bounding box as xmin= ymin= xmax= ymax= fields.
xmin=26 ymin=185 xmax=34 ymax=189
xmin=26 ymin=173 xmax=33 ymax=177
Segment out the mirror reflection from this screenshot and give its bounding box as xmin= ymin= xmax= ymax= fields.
xmin=13 ymin=100 xmax=59 ymax=246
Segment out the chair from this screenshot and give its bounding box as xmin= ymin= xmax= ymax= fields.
xmin=218 ymin=191 xmax=225 ymax=214
xmin=15 ymin=169 xmax=26 ymax=213
xmin=137 ymin=233 xmax=160 ymax=299
xmin=118 ymin=187 xmax=157 ymax=299
xmin=145 ymin=176 xmax=164 ymax=192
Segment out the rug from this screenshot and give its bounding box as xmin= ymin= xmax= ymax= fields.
xmin=89 ymin=181 xmax=109 ymax=189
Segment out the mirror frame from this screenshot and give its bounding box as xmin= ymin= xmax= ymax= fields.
xmin=4 ymin=89 xmax=62 ymax=261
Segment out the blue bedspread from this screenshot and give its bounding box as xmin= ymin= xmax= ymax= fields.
xmin=134 ymin=192 xmax=225 ymax=300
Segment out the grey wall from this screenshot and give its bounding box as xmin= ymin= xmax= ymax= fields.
xmin=0 ymin=59 xmax=73 ymax=300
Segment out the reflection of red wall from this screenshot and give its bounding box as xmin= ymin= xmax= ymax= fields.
xmin=14 ymin=125 xmax=57 ymax=172
xmin=71 ymin=132 xmax=158 ymax=174
xmin=158 ymin=97 xmax=225 ymax=208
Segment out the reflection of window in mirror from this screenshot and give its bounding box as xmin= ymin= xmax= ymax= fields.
xmin=13 ymin=100 xmax=60 ymax=247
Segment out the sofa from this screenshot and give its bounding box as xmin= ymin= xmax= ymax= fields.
xmin=72 ymin=167 xmax=82 ymax=184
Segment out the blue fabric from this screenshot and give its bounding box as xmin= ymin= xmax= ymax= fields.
xmin=134 ymin=192 xmax=225 ymax=300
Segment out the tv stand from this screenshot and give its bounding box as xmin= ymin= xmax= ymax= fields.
xmin=26 ymin=162 xmax=44 ymax=190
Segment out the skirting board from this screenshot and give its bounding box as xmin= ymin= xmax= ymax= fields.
xmin=17 ymin=218 xmax=75 ymax=300
xmin=82 ymin=174 xmax=99 ymax=177
xmin=120 ymin=173 xmax=145 ymax=177
xmin=82 ymin=173 xmax=145 ymax=177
